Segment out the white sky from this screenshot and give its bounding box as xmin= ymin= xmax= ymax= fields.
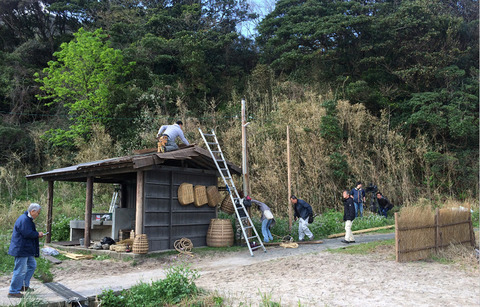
xmin=237 ymin=0 xmax=276 ymax=38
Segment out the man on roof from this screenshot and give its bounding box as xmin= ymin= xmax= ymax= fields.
xmin=156 ymin=120 xmax=190 ymax=153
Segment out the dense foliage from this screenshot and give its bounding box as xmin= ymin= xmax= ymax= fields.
xmin=0 ymin=0 xmax=477 ymax=208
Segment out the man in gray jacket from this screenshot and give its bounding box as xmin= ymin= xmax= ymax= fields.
xmin=156 ymin=121 xmax=189 ymax=152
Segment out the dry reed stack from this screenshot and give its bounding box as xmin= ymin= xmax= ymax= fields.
xmin=395 ymin=206 xmax=435 ymax=262
xmin=395 ymin=205 xmax=475 ymax=262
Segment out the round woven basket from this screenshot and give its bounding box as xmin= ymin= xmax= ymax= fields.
xmin=206 ymin=186 xmax=221 ymax=207
xmin=178 ymin=183 xmax=194 ymax=205
xmin=220 ymin=194 xmax=234 ymax=214
xmin=206 ymin=219 xmax=234 ymax=247
xmin=194 ymin=185 xmax=208 ymax=207
xmin=132 ymin=234 xmax=149 ymax=254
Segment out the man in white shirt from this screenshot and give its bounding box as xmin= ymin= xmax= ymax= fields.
xmin=156 ymin=121 xmax=189 ymax=152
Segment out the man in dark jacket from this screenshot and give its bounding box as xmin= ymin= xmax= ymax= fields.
xmin=342 ymin=190 xmax=356 ymax=244
xmin=376 ymin=192 xmax=393 ymax=218
xmin=290 ymin=195 xmax=314 ymax=241
xmin=8 ymin=203 xmax=44 ymax=298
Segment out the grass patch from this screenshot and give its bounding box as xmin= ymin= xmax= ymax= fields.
xmin=328 ymin=239 xmax=395 ymax=255
xmin=99 ymin=264 xmax=199 ymax=306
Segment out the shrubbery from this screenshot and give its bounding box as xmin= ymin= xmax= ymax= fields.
xmin=99 ymin=264 xmax=199 ymax=306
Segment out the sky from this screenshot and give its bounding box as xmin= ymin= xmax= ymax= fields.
xmin=237 ymin=0 xmax=276 ymax=38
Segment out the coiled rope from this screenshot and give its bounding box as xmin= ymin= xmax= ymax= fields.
xmin=174 ymin=238 xmax=194 ymax=256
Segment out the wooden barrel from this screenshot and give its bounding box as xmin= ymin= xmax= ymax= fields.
xmin=132 ymin=234 xmax=149 ymax=254
xmin=220 ymin=194 xmax=234 ymax=214
xmin=206 ymin=219 xmax=234 ymax=247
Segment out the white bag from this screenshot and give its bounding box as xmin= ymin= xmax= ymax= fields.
xmin=264 ymin=209 xmax=274 ymax=220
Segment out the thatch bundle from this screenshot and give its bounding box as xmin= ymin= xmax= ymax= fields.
xmin=438 ymin=207 xmax=471 ymax=247
xmin=396 ymin=206 xmax=435 ymax=262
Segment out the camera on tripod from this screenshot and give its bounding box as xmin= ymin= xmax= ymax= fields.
xmin=365 ymin=183 xmax=378 ymax=212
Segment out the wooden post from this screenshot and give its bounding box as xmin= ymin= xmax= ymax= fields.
xmin=287 ymin=125 xmax=292 ymax=231
xmin=84 ymin=176 xmax=93 ymax=248
xmin=394 ymin=212 xmax=399 ymax=262
xmin=434 ymin=208 xmax=439 ymax=252
xmin=468 ymin=211 xmax=475 ymax=247
xmin=135 ymin=171 xmax=144 ymax=236
xmin=241 ymin=99 xmax=252 ymax=238
xmin=435 ymin=208 xmax=440 ymax=251
xmin=241 ymin=99 xmax=250 ymax=196
xmin=46 ymin=181 xmax=54 ymax=243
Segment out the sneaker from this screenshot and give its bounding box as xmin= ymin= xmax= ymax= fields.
xmin=348 ymin=240 xmax=356 ymax=243
xmin=8 ymin=293 xmax=23 ymax=298
xmin=21 ymin=286 xmax=34 ymax=292
xmin=308 ymin=236 xmax=314 ymax=241
xmin=341 ymin=239 xmax=349 ymax=244
xmin=298 ymin=239 xmax=304 ymax=242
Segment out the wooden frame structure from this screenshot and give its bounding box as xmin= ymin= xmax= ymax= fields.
xmin=27 ymin=146 xmax=241 ymax=252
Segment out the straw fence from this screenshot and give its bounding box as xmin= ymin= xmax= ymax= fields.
xmin=395 ymin=207 xmax=475 ymax=262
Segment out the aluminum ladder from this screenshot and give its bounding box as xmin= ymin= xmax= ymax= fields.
xmin=199 ymin=128 xmax=266 ymax=256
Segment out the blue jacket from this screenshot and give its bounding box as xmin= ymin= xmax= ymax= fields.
xmin=350 ymin=188 xmax=365 ymax=203
xmin=294 ymin=199 xmax=313 ymax=220
xmin=8 ymin=212 xmax=40 ymax=257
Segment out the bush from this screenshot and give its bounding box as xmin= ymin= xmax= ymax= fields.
xmin=51 ymin=214 xmax=73 ymax=242
xmin=99 ymin=264 xmax=199 ymax=306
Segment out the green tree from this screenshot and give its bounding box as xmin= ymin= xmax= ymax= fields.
xmin=35 ymin=28 xmax=135 ymax=147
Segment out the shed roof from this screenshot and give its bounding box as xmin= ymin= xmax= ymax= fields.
xmin=26 ymin=145 xmax=241 ymax=183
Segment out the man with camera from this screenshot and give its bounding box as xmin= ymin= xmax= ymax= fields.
xmin=376 ymin=192 xmax=393 ymax=218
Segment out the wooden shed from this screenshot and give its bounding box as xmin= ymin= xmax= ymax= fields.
xmin=26 ymin=145 xmax=241 ymax=252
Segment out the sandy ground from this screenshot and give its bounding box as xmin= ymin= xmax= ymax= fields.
xmin=0 ymin=233 xmax=479 ymax=306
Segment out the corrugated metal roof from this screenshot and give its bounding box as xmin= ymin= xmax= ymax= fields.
xmin=26 ymin=145 xmax=241 ymax=181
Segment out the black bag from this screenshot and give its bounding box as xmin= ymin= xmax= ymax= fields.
xmin=308 ymin=213 xmax=314 ymax=224
xmin=100 ymin=236 xmax=116 ymax=245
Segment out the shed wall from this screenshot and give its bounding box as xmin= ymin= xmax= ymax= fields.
xmin=143 ymin=168 xmax=217 ymax=251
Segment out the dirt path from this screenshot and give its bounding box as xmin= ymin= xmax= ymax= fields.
xmin=1 ymin=233 xmax=479 ymax=306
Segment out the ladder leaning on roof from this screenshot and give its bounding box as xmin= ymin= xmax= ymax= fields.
xmin=199 ymin=128 xmax=266 ymax=256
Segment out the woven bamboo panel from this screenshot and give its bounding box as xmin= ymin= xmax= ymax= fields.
xmin=194 ymin=185 xmax=208 ymax=207
xmin=133 ymin=234 xmax=149 ymax=254
xmin=178 ymin=183 xmax=194 ymax=205
xmin=206 ymin=186 xmax=222 ymax=208
xmin=220 ymin=194 xmax=234 ymax=214
xmin=206 ymin=219 xmax=234 ymax=247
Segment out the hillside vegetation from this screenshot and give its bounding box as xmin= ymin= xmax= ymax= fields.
xmin=0 ymin=0 xmax=478 ymax=220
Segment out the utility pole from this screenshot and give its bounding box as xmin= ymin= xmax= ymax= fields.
xmin=241 ymin=99 xmax=250 ymax=196
xmin=287 ymin=125 xmax=292 ymax=231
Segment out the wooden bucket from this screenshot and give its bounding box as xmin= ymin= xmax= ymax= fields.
xmin=132 ymin=234 xmax=149 ymax=254
xmin=194 ymin=185 xmax=208 ymax=207
xmin=178 ymin=183 xmax=194 ymax=205
xmin=206 ymin=186 xmax=221 ymax=208
xmin=220 ymin=194 xmax=234 ymax=214
xmin=206 ymin=219 xmax=234 ymax=247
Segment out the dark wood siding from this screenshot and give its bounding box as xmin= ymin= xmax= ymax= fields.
xmin=143 ymin=168 xmax=217 ymax=251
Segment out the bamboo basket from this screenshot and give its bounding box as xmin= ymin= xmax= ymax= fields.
xmin=206 ymin=219 xmax=234 ymax=247
xmin=220 ymin=194 xmax=234 ymax=214
xmin=206 ymin=186 xmax=221 ymax=208
xmin=178 ymin=183 xmax=194 ymax=205
xmin=133 ymin=234 xmax=149 ymax=254
xmin=193 ymin=185 xmax=208 ymax=207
